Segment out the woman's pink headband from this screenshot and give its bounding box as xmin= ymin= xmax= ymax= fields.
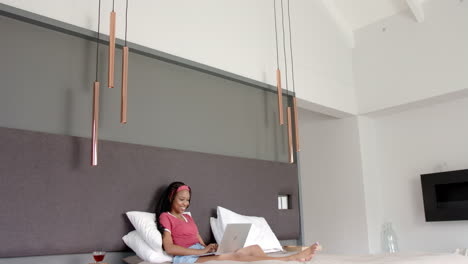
xmin=170 ymin=185 xmax=190 ymax=200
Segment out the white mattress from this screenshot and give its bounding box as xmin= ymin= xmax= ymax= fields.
xmin=137 ymin=252 xmax=468 ymax=264
xmin=309 ymin=253 xmax=468 ymax=264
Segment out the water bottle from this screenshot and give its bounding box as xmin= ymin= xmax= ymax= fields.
xmin=382 ymin=222 xmax=399 ymax=253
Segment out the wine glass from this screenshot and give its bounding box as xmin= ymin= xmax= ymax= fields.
xmin=92 ymin=251 xmax=106 ymax=263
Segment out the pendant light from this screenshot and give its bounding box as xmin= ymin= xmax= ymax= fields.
xmin=273 ymin=0 xmax=284 ymax=125
xmin=287 ymin=0 xmax=300 ymax=152
xmin=121 ymin=0 xmax=129 ymax=124
xmin=286 ymin=105 xmax=294 ymax=163
xmin=91 ymin=0 xmax=102 ymax=166
xmin=108 ymin=0 xmax=116 ymax=88
xmin=280 ymin=0 xmax=294 ymax=164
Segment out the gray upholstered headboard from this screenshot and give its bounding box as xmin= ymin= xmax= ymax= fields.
xmin=0 ymin=127 xmax=300 ymax=258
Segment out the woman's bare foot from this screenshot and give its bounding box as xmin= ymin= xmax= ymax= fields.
xmin=287 ymin=243 xmax=320 ymax=262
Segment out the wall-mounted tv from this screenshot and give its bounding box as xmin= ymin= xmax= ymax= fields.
xmin=421 ymin=169 xmax=468 ymax=221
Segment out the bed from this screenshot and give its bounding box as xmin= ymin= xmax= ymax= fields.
xmin=124 ymin=252 xmax=468 ymax=264
xmin=309 ymin=253 xmax=467 ymax=264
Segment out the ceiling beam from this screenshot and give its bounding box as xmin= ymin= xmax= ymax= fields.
xmin=406 ymin=0 xmax=425 ymax=23
xmin=320 ymin=0 xmax=355 ymax=48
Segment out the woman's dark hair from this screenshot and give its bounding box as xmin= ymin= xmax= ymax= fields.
xmin=155 ymin=181 xmax=192 ymax=234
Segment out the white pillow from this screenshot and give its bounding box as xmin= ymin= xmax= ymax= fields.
xmin=210 ymin=217 xmax=222 ymax=244
xmin=122 ymin=231 xmax=173 ymax=263
xmin=126 ymin=211 xmax=162 ymax=252
xmin=217 ymin=206 xmax=283 ymax=252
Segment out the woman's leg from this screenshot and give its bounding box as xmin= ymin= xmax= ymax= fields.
xmin=235 ymin=245 xmax=268 ymax=257
xmin=196 ymin=244 xmax=319 ymax=263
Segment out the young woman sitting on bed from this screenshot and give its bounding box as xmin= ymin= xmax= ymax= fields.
xmin=155 ymin=181 xmax=319 ymax=264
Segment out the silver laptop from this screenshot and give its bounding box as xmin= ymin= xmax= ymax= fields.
xmin=199 ymin=223 xmax=252 ymax=256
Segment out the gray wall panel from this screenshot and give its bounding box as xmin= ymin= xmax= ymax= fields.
xmin=0 ymin=15 xmax=291 ymax=162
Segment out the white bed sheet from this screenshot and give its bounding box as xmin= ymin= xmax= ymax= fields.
xmin=136 ymin=252 xmax=467 ymax=264
xmin=310 ymin=253 xmax=468 ymax=264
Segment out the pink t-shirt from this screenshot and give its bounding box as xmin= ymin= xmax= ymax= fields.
xmin=159 ymin=212 xmax=200 ymax=248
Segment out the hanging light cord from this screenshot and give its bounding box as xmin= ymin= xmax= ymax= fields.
xmin=125 ymin=0 xmax=128 ymax=46
xmin=280 ymin=0 xmax=289 ymax=97
xmin=273 ymin=0 xmax=280 ymax=68
xmin=112 ymin=0 xmax=115 ymax=11
xmin=95 ymin=0 xmax=101 ymax=81
xmin=287 ymin=0 xmax=296 ymax=94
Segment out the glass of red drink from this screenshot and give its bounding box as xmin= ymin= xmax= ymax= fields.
xmin=92 ymin=251 xmax=106 ymax=263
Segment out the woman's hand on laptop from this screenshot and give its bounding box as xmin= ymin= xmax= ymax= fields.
xmin=204 ymin=243 xmax=218 ymax=253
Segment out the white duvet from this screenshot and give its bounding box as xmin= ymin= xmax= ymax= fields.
xmin=198 ymin=253 xmax=468 ymax=264
xmin=308 ymin=253 xmax=468 ymax=264
xmin=138 ymin=252 xmax=468 ymax=264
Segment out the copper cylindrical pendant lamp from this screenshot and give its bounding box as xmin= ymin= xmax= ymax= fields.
xmin=288 ymin=0 xmax=301 ymax=152
xmin=292 ymin=96 xmax=300 ymax=151
xmin=276 ymin=69 xmax=284 ymax=125
xmin=91 ymin=81 xmax=100 ymax=166
xmin=121 ymin=47 xmax=128 ymax=124
xmin=121 ymin=0 xmax=129 ymax=124
xmin=287 ymin=106 xmax=294 ymax=163
xmin=91 ymin=0 xmax=102 ymax=167
xmin=273 ymin=0 xmax=284 ymax=126
xmin=108 ymin=10 xmax=116 ymax=88
xmin=286 ymin=0 xmax=300 ymax=153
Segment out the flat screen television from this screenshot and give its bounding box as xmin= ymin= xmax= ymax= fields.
xmin=421 ymin=169 xmax=468 ymax=221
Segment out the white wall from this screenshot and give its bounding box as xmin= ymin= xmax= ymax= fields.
xmin=0 ymin=0 xmax=356 ymax=115
xmin=357 ymin=116 xmax=383 ymax=254
xmin=298 ymin=108 xmax=369 ymax=254
xmin=366 ymin=97 xmax=468 ymax=252
xmin=290 ymin=1 xmax=356 ymax=115
xmin=299 ymin=97 xmax=468 ymax=254
xmin=354 ymin=0 xmax=468 ymax=114
xmin=351 ymin=0 xmax=468 ymax=253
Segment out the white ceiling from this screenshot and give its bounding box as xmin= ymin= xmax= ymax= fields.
xmin=319 ymin=0 xmax=427 ymax=47
xmin=329 ymin=0 xmax=426 ymax=31
xmin=334 ymin=0 xmax=409 ymax=31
